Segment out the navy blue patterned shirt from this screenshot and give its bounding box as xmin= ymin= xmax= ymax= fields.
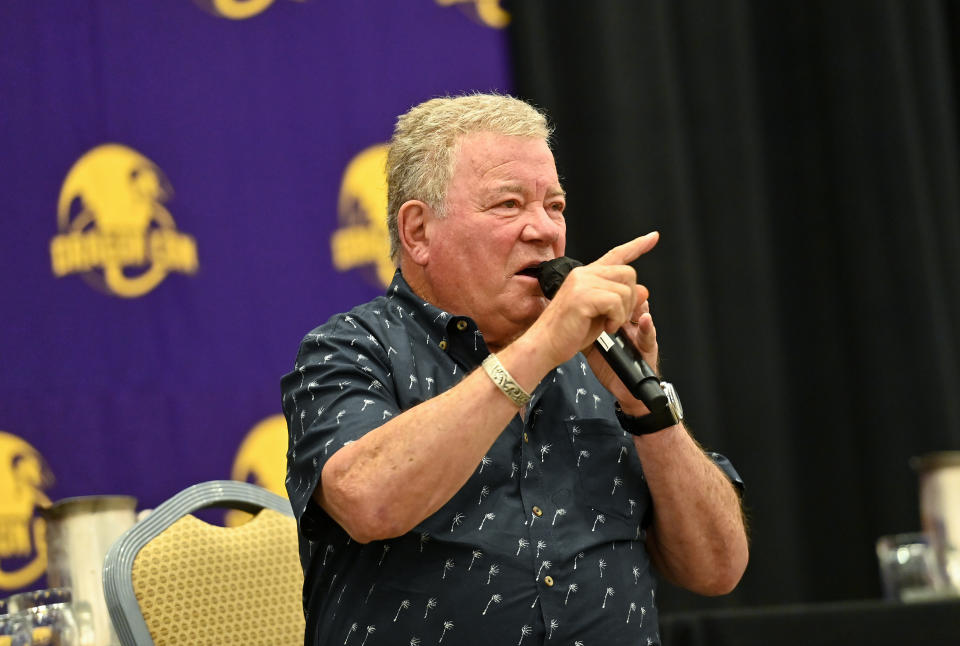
xmin=282 ymin=271 xmax=728 ymax=646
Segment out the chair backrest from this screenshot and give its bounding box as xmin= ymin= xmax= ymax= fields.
xmin=102 ymin=480 xmax=304 ymax=646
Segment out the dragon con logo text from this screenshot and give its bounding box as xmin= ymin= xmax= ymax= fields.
xmin=50 ymin=144 xmax=198 ymax=298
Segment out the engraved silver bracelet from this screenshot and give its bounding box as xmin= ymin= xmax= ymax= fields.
xmin=481 ymin=353 xmax=531 ymax=407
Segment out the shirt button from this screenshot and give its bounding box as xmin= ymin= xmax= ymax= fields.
xmin=543 ymin=575 xmax=555 ymax=587
xmin=438 ymin=340 xmax=448 ymax=350
xmin=532 ymin=506 xmax=543 ymax=517
xmin=523 ymin=432 xmax=529 ymax=443
xmin=456 ymin=320 xmax=468 ymax=331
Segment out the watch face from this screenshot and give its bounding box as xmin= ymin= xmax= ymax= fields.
xmin=662 ymin=382 xmax=683 ymax=420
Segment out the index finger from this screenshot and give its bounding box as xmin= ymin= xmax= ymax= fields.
xmin=594 ymin=231 xmax=660 ymax=266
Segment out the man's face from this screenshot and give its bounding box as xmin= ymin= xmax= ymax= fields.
xmin=421 ymin=131 xmax=567 ymax=349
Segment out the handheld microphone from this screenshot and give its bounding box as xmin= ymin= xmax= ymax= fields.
xmin=535 ymin=256 xmax=668 ymax=412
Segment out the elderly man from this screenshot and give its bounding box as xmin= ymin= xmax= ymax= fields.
xmin=282 ymin=94 xmax=748 ymax=646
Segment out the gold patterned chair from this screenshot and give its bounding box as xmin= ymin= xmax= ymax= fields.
xmin=102 ymin=480 xmax=304 ymax=646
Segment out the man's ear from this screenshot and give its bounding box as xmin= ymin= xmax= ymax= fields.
xmin=397 ymin=200 xmax=432 ymax=266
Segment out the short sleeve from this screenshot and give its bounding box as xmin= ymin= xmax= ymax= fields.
xmin=280 ymin=316 xmax=398 ymax=529
xmin=707 ymin=451 xmax=745 ymax=493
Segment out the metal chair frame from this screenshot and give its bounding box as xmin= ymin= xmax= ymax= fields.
xmin=102 ymin=480 xmax=295 ymax=646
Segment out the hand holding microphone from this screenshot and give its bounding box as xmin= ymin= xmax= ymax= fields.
xmin=535 ymin=255 xmax=668 ymax=413
xmin=528 ymin=233 xmax=668 ymax=415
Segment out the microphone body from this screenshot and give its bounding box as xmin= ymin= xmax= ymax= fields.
xmin=535 ymin=256 xmax=668 ymax=412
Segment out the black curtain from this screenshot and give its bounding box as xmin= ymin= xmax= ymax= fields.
xmin=508 ymin=0 xmax=960 ymax=613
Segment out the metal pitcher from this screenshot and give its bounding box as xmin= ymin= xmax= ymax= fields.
xmin=40 ymin=495 xmax=137 ymax=646
xmin=911 ymin=451 xmax=960 ymax=591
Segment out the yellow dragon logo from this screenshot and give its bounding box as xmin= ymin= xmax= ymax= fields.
xmin=0 ymin=431 xmax=54 ymax=591
xmin=330 ymin=144 xmax=395 ymax=288
xmin=50 ymin=144 xmax=198 ymax=298
xmin=226 ymin=415 xmax=289 ymax=527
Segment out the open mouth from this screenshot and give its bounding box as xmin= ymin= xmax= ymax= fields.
xmin=515 ymin=261 xmax=548 ymax=279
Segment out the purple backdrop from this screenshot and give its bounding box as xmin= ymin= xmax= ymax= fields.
xmin=0 ymin=0 xmax=510 ymax=594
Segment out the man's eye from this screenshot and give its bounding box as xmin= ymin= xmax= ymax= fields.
xmin=501 ymin=200 xmax=519 ymax=209
xmin=550 ymin=202 xmax=565 ymax=212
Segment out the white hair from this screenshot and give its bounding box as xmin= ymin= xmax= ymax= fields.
xmin=386 ymin=93 xmax=552 ymax=262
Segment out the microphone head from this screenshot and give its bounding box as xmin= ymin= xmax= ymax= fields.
xmin=536 ymin=256 xmax=584 ymax=299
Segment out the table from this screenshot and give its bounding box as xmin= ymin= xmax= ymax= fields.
xmin=660 ymin=597 xmax=960 ymax=646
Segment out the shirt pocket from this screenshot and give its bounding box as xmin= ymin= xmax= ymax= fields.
xmin=565 ymin=417 xmax=649 ymax=524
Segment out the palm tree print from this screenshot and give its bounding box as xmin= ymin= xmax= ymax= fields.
xmin=536 ymin=560 xmax=552 ymax=581
xmin=611 ymin=477 xmax=624 ymax=495
xmin=378 ymin=545 xmax=390 ymax=566
xmin=565 ymin=583 xmax=578 ymax=605
xmin=420 ymin=532 xmax=431 ymax=552
xmin=439 ymin=621 xmax=454 ymax=643
xmin=360 ymin=626 xmax=375 ymax=646
xmin=536 ymin=540 xmax=547 ymax=558
xmin=510 ymin=462 xmax=518 ymax=478
xmin=423 ymin=598 xmax=437 ymax=619
xmin=344 ymin=623 xmax=357 ymax=645
xmin=516 ymin=538 xmax=529 ymax=556
xmin=574 ymin=552 xmax=585 ymax=570
xmin=479 ymin=485 xmax=490 ymax=504
xmin=409 ymin=638 xmax=420 ymax=646
xmin=479 ymin=512 xmax=496 ymax=530
xmin=487 ymin=563 xmax=500 ymax=584
xmin=442 ymin=558 xmax=454 ymax=580
xmin=577 ymin=450 xmax=591 ymax=467
xmin=593 ymin=513 xmax=606 ymax=531
xmin=483 ymin=593 xmax=502 ymax=615
xmin=633 ymin=565 xmax=641 ymax=584
xmin=409 ymin=374 xmax=418 ymax=389
xmin=479 ymin=455 xmax=492 ymax=473
xmin=548 ymin=619 xmax=560 ymax=639
xmin=598 ymin=558 xmax=607 ymax=578
xmin=530 ymin=594 xmax=539 ymax=609
xmin=640 ymin=606 xmax=647 ymax=627
xmin=361 ymin=399 xmax=374 ymax=411
xmin=552 ymin=508 xmax=567 ymax=526
xmin=575 ymin=387 xmax=587 ymax=404
xmin=518 ymin=625 xmax=533 ymax=645
xmin=628 ymin=499 xmax=637 ymax=516
xmin=394 ymin=600 xmax=410 ymax=622
xmin=524 ymin=461 xmax=534 ymax=478
xmin=365 ymin=582 xmax=374 ymax=603
xmin=627 ymin=602 xmax=636 ymax=623
xmin=450 ymin=512 xmax=465 ymax=532
xmin=336 ymin=409 xmax=346 ymax=424
xmin=618 ymin=446 xmax=628 ymax=463
xmin=455 ymin=548 xmax=477 ymax=572
xmin=539 ymin=443 xmax=552 ymax=462
xmin=603 ymin=587 xmax=615 ymax=608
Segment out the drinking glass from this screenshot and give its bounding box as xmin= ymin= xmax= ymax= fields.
xmin=876 ymin=532 xmax=949 ymax=601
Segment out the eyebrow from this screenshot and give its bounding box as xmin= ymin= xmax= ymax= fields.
xmin=486 ymin=184 xmax=567 ymax=198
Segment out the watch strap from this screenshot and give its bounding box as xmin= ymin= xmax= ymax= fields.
xmin=615 ymin=401 xmax=680 ymax=435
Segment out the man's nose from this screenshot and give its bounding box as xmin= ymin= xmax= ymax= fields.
xmin=520 ymin=204 xmax=563 ymax=243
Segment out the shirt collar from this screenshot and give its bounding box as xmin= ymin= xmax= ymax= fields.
xmin=388 ymin=270 xmax=490 ymax=369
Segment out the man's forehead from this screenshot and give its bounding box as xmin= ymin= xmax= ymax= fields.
xmin=454 ymin=133 xmax=560 ymax=184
